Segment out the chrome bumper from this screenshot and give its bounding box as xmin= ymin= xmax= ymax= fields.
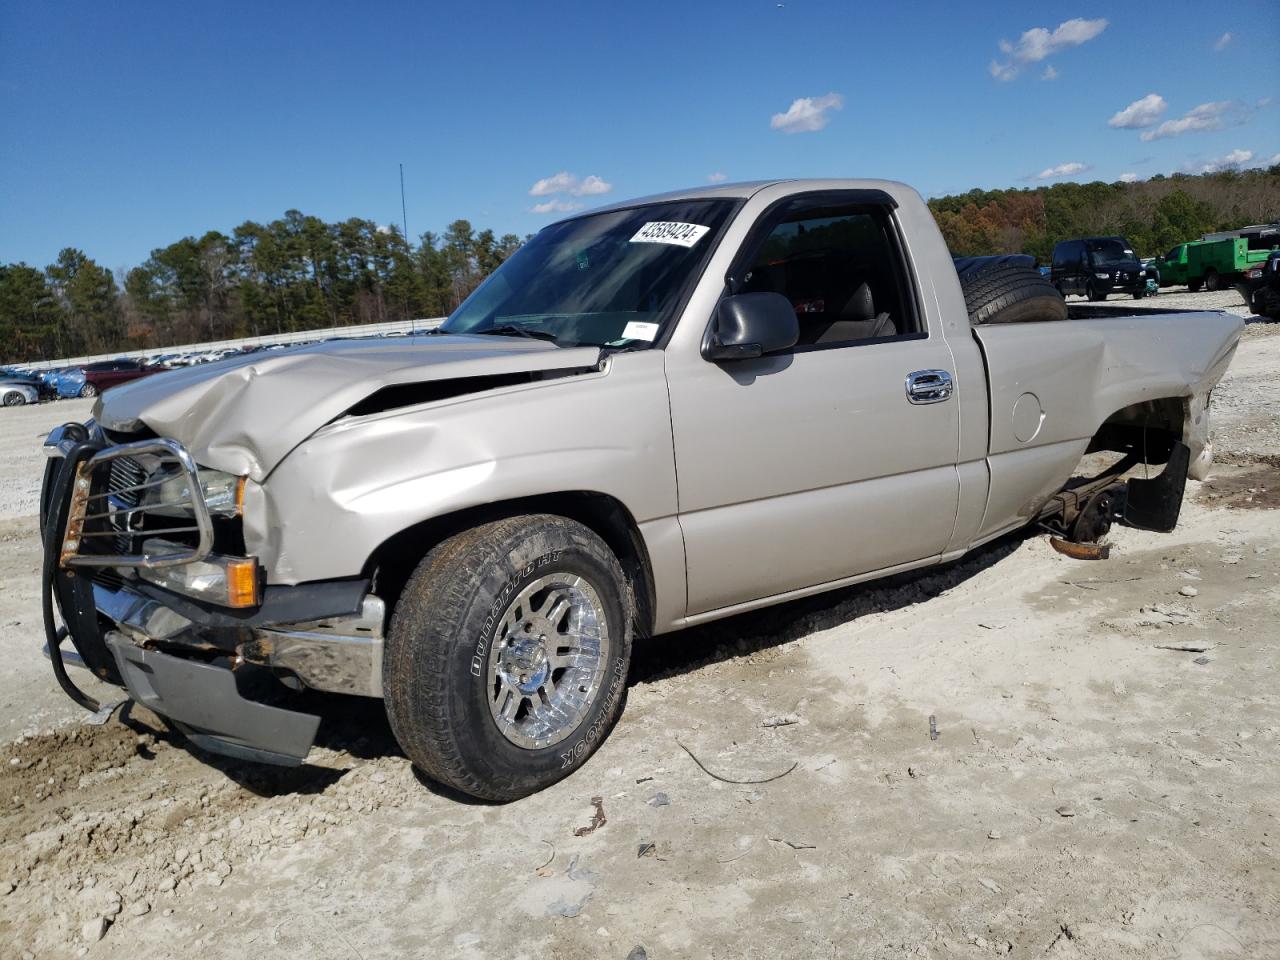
xmin=88 ymin=579 xmax=386 ymax=698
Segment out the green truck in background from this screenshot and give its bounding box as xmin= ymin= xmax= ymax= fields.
xmin=1156 ymin=237 xmax=1276 ymax=292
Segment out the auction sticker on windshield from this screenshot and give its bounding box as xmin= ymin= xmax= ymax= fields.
xmin=621 ymin=321 xmax=659 ymax=341
xmin=630 ymin=222 xmax=710 ymax=247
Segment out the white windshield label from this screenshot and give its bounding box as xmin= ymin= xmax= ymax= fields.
xmin=630 ymin=221 xmax=710 ymax=247
xmin=621 ymin=321 xmax=659 ymax=341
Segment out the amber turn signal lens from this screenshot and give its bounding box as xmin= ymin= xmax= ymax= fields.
xmin=225 ymin=557 xmax=260 ymax=608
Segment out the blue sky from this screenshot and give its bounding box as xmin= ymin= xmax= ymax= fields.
xmin=1 ymin=0 xmax=1277 ymax=272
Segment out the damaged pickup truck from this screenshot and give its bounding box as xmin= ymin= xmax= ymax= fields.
xmin=40 ymin=180 xmax=1242 ymax=800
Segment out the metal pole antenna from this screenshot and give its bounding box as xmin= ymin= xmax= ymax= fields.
xmin=399 ymin=163 xmax=409 ymax=241
xmin=400 ymin=163 xmax=413 ymax=334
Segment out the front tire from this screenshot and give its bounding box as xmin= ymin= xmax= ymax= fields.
xmin=78 ymin=383 xmax=97 ymax=398
xmin=384 ymin=514 xmax=632 ymax=801
xmin=1087 ymin=282 xmax=1106 ymax=302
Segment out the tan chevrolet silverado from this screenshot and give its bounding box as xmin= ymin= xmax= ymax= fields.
xmin=39 ymin=179 xmax=1242 ymax=800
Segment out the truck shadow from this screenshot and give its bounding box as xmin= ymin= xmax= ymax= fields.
xmin=629 ymin=529 xmax=1033 ymax=686
xmin=119 ymin=529 xmax=1035 ymax=799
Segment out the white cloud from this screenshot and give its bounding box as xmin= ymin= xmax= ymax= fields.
xmin=529 ymin=171 xmax=578 ymax=197
xmin=528 ymin=171 xmax=613 ymax=211
xmin=707 ymin=172 xmax=727 ymax=183
xmin=530 ymin=199 xmax=584 ymax=214
xmin=1140 ymin=100 xmax=1240 ymax=141
xmin=989 ymin=61 xmax=1018 ymax=82
xmin=990 ymin=18 xmax=1108 ymax=80
xmin=1175 ymin=148 xmax=1280 ymax=175
xmin=573 ymin=175 xmax=612 ymax=196
xmin=1119 ymin=172 xmax=1139 ymax=183
xmin=1213 ymin=32 xmax=1232 ymax=52
xmin=375 ymin=224 xmax=394 ymax=234
xmin=1108 ymin=93 xmax=1167 ymax=129
xmin=1034 ymin=161 xmax=1091 ymax=181
xmin=1198 ymin=149 xmax=1253 ymax=173
xmin=1041 ymin=65 xmax=1059 ymax=81
xmin=770 ymin=92 xmax=844 ymax=133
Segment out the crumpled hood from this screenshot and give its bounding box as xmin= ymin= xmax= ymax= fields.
xmin=95 ymin=335 xmax=602 ymax=480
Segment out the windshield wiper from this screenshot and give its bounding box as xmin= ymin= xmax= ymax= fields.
xmin=474 ymin=325 xmax=562 ymax=344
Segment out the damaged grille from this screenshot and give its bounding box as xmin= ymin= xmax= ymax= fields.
xmin=60 ymin=439 xmax=214 ymax=569
xmin=106 ymin=456 xmax=148 ymax=554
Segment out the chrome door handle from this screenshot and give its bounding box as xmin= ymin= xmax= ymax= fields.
xmin=905 ymin=369 xmax=953 ymax=404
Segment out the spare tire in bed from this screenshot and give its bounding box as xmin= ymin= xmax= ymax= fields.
xmin=957 ymin=260 xmax=1067 ymax=325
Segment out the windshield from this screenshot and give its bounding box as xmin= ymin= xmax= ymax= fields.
xmin=1086 ymin=239 xmax=1139 ymax=267
xmin=441 ymin=199 xmax=738 ymax=347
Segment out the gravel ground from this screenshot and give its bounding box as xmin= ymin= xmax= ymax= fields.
xmin=1 ymin=300 xmax=1277 ymax=960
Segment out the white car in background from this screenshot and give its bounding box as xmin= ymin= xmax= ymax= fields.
xmin=0 ymin=380 xmax=39 ymax=407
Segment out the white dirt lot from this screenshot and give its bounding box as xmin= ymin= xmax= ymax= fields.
xmin=1 ymin=292 xmax=1277 ymax=960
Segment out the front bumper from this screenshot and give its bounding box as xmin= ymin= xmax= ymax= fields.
xmin=106 ymin=632 xmax=321 ymax=765
xmin=1103 ymin=279 xmax=1145 ymax=295
xmin=41 ymin=427 xmax=385 ymax=766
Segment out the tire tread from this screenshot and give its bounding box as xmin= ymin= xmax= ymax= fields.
xmin=384 ymin=514 xmax=629 ymax=801
xmin=958 ymin=262 xmax=1067 ymax=325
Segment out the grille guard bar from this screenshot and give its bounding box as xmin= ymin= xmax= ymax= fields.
xmin=60 ymin=439 xmax=215 ymax=570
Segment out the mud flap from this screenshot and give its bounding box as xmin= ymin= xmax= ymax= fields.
xmin=1124 ymin=441 xmax=1190 ymax=533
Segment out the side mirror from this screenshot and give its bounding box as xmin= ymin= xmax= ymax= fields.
xmin=704 ymin=293 xmax=799 ymax=361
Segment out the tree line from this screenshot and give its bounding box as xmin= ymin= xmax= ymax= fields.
xmin=0 ymin=214 xmax=522 ymax=362
xmin=2 ymin=167 xmax=1278 ymax=363
xmin=929 ymin=166 xmax=1280 ymax=262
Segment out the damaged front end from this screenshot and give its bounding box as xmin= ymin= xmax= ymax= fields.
xmin=40 ymin=423 xmax=384 ymax=766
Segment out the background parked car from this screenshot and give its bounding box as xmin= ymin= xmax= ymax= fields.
xmin=47 ymin=367 xmax=89 ymax=398
xmin=1236 ymin=250 xmax=1280 ymax=320
xmin=0 ymin=367 xmax=56 ymax=401
xmin=0 ymin=379 xmax=40 ymax=407
xmin=80 ymin=358 xmax=157 ymax=396
xmin=1050 ymin=236 xmax=1147 ymax=300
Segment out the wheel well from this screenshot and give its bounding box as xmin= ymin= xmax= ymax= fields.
xmin=363 ymin=492 xmax=657 ymax=637
xmin=1086 ymin=396 xmax=1185 ymax=465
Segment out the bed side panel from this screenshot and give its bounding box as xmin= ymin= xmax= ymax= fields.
xmin=970 ymin=310 xmax=1241 ymax=541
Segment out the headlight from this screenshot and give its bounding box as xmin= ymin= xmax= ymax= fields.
xmin=138 ymin=539 xmax=260 ymax=607
xmin=144 ymin=468 xmax=246 ymax=518
xmin=1094 ymin=272 xmax=1110 ymax=279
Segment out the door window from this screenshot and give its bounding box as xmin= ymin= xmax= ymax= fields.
xmin=738 ymin=202 xmax=919 ymax=347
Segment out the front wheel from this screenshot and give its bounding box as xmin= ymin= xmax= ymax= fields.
xmin=384 ymin=514 xmax=632 ymax=801
xmin=1087 ymin=283 xmax=1106 ymax=302
xmin=78 ymin=383 xmax=97 ymax=398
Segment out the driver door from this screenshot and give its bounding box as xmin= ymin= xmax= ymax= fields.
xmin=665 ymin=194 xmax=961 ymax=617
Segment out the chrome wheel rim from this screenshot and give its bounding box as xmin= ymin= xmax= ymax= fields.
xmin=485 ymin=573 xmax=610 ymax=749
